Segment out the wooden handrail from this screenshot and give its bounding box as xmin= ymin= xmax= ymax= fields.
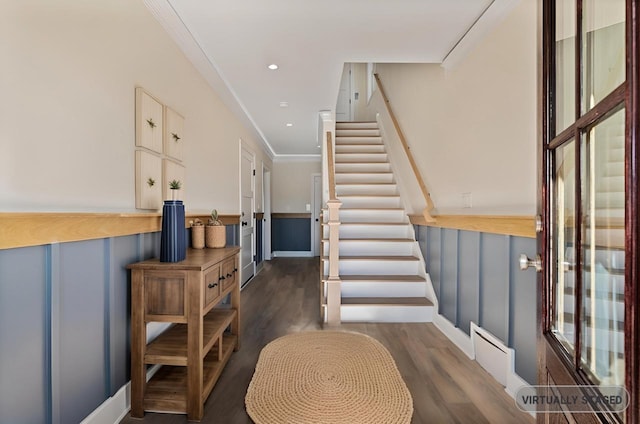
xmin=326 ymin=131 xmax=337 ymax=200
xmin=374 ymin=73 xmax=436 ymax=223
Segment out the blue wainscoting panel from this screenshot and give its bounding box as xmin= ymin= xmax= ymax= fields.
xmin=426 ymin=227 xmax=442 ymax=303
xmin=509 ymin=236 xmax=537 ymax=384
xmin=256 ymin=219 xmax=263 ymax=264
xmin=479 ymin=234 xmax=510 ymax=343
xmin=110 ymin=235 xmax=138 ymax=395
xmin=457 ymin=231 xmax=481 ymax=335
xmin=57 ymin=240 xmax=107 ymax=424
xmin=226 ymin=224 xmax=239 ymax=247
xmin=272 ymin=218 xmax=310 ymax=251
xmin=417 ymin=225 xmax=537 ymax=385
xmin=0 ymin=246 xmax=48 ymax=424
xmin=440 ymin=229 xmax=459 ymax=324
xmin=140 ymin=232 xmax=160 ymax=259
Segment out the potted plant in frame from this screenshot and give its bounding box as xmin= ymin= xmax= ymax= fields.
xmin=205 ymin=209 xmax=226 ymax=248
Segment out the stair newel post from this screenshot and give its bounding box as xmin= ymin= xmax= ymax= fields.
xmin=325 ymin=130 xmax=342 ymax=325
xmin=326 ymin=199 xmax=342 ymax=325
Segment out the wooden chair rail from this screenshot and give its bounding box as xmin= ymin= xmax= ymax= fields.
xmin=0 ymin=212 xmax=240 ymax=250
xmin=374 ymin=73 xmax=435 ymax=223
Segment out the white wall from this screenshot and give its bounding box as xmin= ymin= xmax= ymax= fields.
xmin=366 ymin=0 xmax=537 ymax=215
xmin=272 ymin=160 xmax=321 ymax=213
xmin=0 ymin=0 xmax=272 ymax=214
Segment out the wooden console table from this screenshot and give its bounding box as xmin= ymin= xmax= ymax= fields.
xmin=128 ymin=247 xmax=240 ymax=421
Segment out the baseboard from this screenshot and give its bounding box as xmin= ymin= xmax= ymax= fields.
xmin=433 ymin=314 xmax=534 ymax=417
xmin=79 ymin=384 xmax=129 ymax=424
xmin=272 ymin=251 xmax=314 ymax=257
xmin=433 ymin=313 xmax=474 ymax=359
xmin=80 ymin=365 xmax=162 ymax=424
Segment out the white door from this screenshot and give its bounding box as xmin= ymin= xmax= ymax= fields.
xmin=311 ymin=174 xmax=322 ymax=256
xmin=240 ymin=146 xmax=255 ymax=285
xmin=335 ymin=63 xmax=351 ymax=122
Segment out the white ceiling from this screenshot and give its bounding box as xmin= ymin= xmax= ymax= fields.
xmin=145 ymin=0 xmax=515 ymax=158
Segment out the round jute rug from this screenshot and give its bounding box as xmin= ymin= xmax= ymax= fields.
xmin=245 ymin=330 xmax=413 ymax=424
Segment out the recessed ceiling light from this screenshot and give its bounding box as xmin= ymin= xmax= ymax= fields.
xmin=279 ymin=101 xmax=289 ymax=108
xmin=286 ymin=123 xmax=293 ymax=127
xmin=268 ymin=64 xmax=279 ymax=70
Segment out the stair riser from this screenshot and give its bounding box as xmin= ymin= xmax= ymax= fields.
xmin=583 ymin=228 xmax=624 ymax=249
xmin=608 ymin=147 xmax=625 ymax=162
xmin=336 ymin=184 xmax=398 ymax=196
xmin=324 ymin=261 xmax=421 ymax=275
xmin=340 ymin=197 xmax=402 ymax=208
xmin=336 ymin=122 xmax=378 ymax=130
xmin=324 ymin=225 xmax=413 ymax=239
xmin=594 ymin=192 xmax=625 ymax=209
xmin=596 ymin=176 xmax=624 ymax=193
xmin=340 ymin=305 xmax=433 ymax=323
xmin=335 ymin=163 xmax=391 ymax=173
xmin=337 ymin=209 xmax=407 ymax=223
xmin=335 ymin=173 xmax=395 ymax=184
xmin=336 ymin=153 xmax=388 ymax=163
xmin=323 ymin=242 xmax=414 ymax=256
xmin=604 ymin=162 xmax=624 ymax=177
xmin=335 ymin=145 xmax=386 ymax=154
xmin=341 ymin=282 xmax=427 ymax=298
xmin=335 ymin=136 xmax=383 ymax=145
xmin=335 ymin=129 xmax=380 ymax=137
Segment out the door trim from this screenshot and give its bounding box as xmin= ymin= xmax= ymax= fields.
xmin=239 ymin=140 xmax=256 ymax=286
xmin=310 ymin=173 xmax=322 ymax=257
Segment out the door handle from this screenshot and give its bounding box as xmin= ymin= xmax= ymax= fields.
xmin=315 ymin=218 xmax=319 ymax=222
xmin=519 ymin=254 xmax=542 ymax=272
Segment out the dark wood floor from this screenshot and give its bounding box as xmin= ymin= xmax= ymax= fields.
xmin=120 ymin=257 xmax=533 ymax=424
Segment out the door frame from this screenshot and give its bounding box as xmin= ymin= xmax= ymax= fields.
xmin=538 ymin=1 xmax=640 ymax=422
xmin=310 ymin=173 xmax=322 ymax=257
xmin=239 ymin=140 xmax=256 ymax=286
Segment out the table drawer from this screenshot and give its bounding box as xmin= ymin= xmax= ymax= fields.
xmin=204 ymin=265 xmax=221 ymax=306
xmin=221 ymin=258 xmax=236 ymax=291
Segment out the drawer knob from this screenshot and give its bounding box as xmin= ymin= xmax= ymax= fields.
xmin=219 ymin=275 xmax=226 ymax=281
xmin=233 ymin=268 xmax=238 ymax=273
xmin=227 ymin=273 xmax=233 ymax=278
xmin=208 ymin=283 xmax=218 ymax=289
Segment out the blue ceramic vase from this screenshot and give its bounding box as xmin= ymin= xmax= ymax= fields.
xmin=160 ymin=200 xmax=186 ymax=262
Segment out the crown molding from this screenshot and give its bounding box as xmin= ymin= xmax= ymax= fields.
xmin=142 ymin=0 xmax=276 ymax=160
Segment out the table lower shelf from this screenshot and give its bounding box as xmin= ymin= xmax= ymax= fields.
xmin=143 ymin=334 xmax=238 ymax=414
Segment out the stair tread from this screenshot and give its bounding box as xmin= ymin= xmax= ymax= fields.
xmin=324 ymin=275 xmax=425 ymax=282
xmin=336 ymin=161 xmax=389 ymax=164
xmin=335 ymin=144 xmax=386 ymax=147
xmin=336 ymin=222 xmax=410 ymax=225
xmin=322 ymin=255 xmax=419 ymax=261
xmin=341 ymin=297 xmax=433 ymax=306
xmin=339 ymin=194 xmax=399 ymax=197
xmin=339 ymin=207 xmax=403 ymax=210
xmin=322 ymin=238 xmax=415 ymax=242
xmin=336 ymin=171 xmax=393 ymax=174
xmin=336 ymin=183 xmax=396 ymax=186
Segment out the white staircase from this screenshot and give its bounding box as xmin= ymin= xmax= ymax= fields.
xmin=322 ymin=121 xmax=435 ymax=322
